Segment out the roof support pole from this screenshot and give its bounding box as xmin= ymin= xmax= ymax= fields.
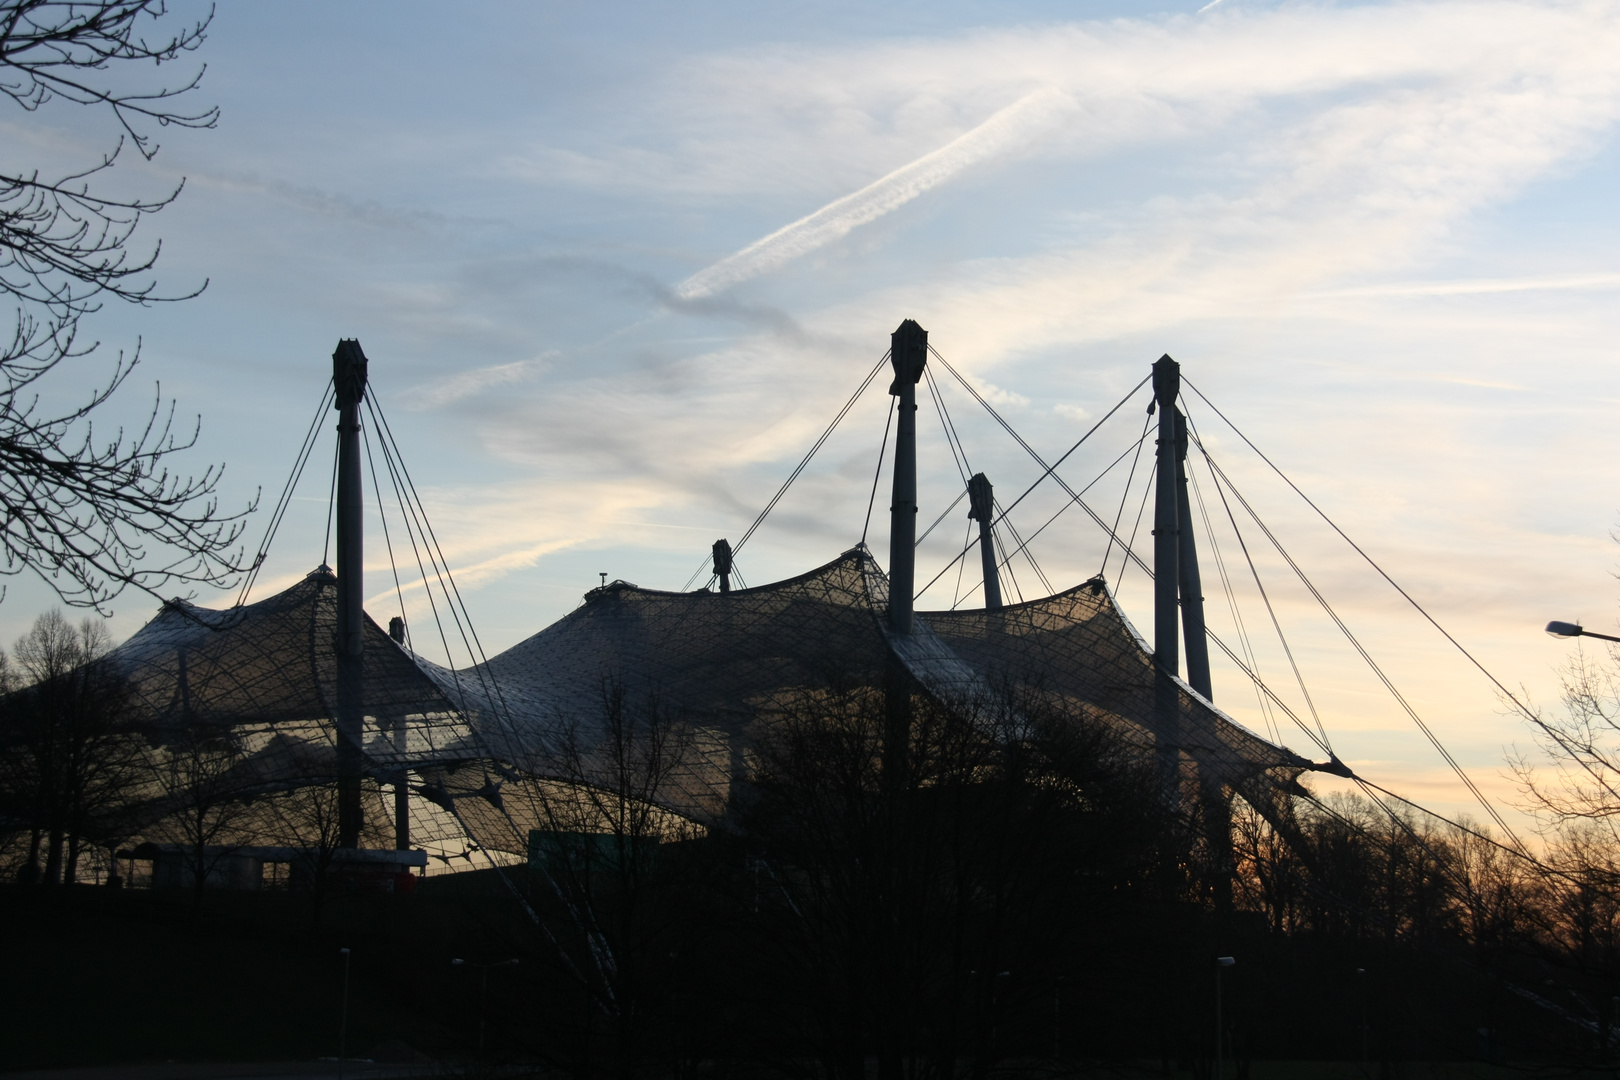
xmin=1174 ymin=406 xmax=1230 ymax=903
xmin=333 ymin=339 xmax=368 ymax=851
xmin=1151 ymin=355 xmax=1180 ymax=679
xmin=393 ymin=766 xmax=410 ymax=850
xmin=388 ymin=617 xmax=410 ymax=852
xmin=885 ymin=320 xmax=927 ymax=796
xmin=713 ymin=538 xmax=733 ymax=594
xmin=887 ymin=320 xmax=927 ymax=635
xmin=1151 ymin=355 xmax=1183 ymax=816
xmin=967 ymin=472 xmax=1002 ymax=610
xmin=1174 ymin=409 xmax=1212 ymax=700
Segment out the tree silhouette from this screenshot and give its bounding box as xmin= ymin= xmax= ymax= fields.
xmin=147 ymin=718 xmax=251 ymax=908
xmin=0 ymin=1 xmax=253 ymax=613
xmin=520 ymin=678 xmax=702 ymax=1075
xmin=0 ymin=608 xmax=142 ymax=883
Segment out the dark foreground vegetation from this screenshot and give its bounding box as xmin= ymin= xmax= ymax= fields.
xmin=5 ymin=654 xmax=1620 ymax=1080
xmin=0 ymin=853 xmax=1609 ymax=1079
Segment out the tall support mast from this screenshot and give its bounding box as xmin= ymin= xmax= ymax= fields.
xmin=967 ymin=472 xmax=1002 ymax=610
xmin=1174 ymin=409 xmax=1212 ymax=700
xmin=713 ymin=538 xmax=733 ymax=594
xmin=388 ymin=617 xmax=410 ymax=851
xmin=333 ymin=339 xmax=368 ymax=850
xmin=1151 ymin=355 xmax=1181 ymax=679
xmin=884 ymin=320 xmax=927 ymax=795
xmin=887 ymin=319 xmax=927 ymax=635
xmin=1177 ymin=407 xmax=1231 ymax=907
xmin=1150 ymin=354 xmax=1185 ymax=819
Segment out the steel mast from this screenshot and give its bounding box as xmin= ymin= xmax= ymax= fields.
xmin=967 ymin=472 xmax=1003 ymax=610
xmin=332 ymin=339 xmax=368 ymax=850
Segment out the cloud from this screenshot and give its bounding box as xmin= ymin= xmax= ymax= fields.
xmin=144 ymin=2 xmax=1620 ymax=826
xmin=1310 ymin=273 xmax=1620 ymax=299
xmin=401 ymin=354 xmax=554 ymax=411
xmin=674 ymin=87 xmax=1075 ymax=299
xmin=796 ymin=26 xmax=1620 ymax=375
xmin=422 ymin=1 xmax=1620 ymax=622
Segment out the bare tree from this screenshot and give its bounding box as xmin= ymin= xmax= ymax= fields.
xmin=736 ymin=676 xmax=1168 ymax=1080
xmin=1 ymin=1 xmax=254 ymax=613
xmin=1513 ymin=641 xmax=1620 ymax=837
xmin=1231 ymin=793 xmax=1307 ymax=935
xmin=1504 ymin=633 xmax=1620 ymax=976
xmin=522 ymin=678 xmax=702 ymax=1075
xmin=0 ymin=607 xmax=141 ymax=883
xmin=148 ymin=719 xmax=251 ymax=908
xmin=263 ymin=778 xmax=346 ymax=923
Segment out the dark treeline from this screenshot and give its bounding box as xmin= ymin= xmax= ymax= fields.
xmin=0 ymin=608 xmax=391 ymax=907
xmin=5 ymin=630 xmax=1620 ymax=1076
xmin=0 ymin=610 xmax=142 ymax=887
xmin=463 ymin=675 xmax=1620 ymax=1079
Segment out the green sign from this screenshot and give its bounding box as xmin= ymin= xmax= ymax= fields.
xmin=527 ymin=830 xmax=659 ymax=874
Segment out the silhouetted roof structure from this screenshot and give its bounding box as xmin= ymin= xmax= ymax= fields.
xmin=106 ymin=547 xmax=1308 ymax=861
xmin=114 ymin=567 xmax=479 ymax=775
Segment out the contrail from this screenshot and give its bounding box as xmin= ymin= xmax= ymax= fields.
xmin=675 ymin=86 xmax=1073 ymax=300
xmin=403 ymin=353 xmax=554 ymax=410
xmin=1308 ymin=272 xmax=1620 ymax=299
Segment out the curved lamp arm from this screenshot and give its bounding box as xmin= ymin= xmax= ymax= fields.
xmin=1547 ymin=621 xmax=1620 ymax=644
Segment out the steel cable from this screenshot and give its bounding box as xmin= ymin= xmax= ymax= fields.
xmin=236 ymin=379 xmax=333 ymax=606
xmin=1184 ymin=410 xmax=1524 ymax=853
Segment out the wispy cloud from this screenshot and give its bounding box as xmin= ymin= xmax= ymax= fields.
xmin=401 ymin=354 xmax=555 ymax=410
xmin=1309 ymin=273 xmax=1620 ymax=299
xmin=675 ymin=87 xmax=1074 ymax=300
xmin=117 ymin=0 xmax=1620 ymax=826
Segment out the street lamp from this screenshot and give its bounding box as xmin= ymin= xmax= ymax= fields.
xmin=1215 ymin=957 xmax=1235 ymax=1080
xmin=337 ymin=948 xmax=351 ymax=1080
xmin=451 ymin=957 xmax=520 ymax=1054
xmin=1355 ymin=968 xmax=1368 ymax=1063
xmin=1053 ymin=975 xmax=1067 ymax=1059
xmin=1547 ymin=621 xmax=1620 ymax=644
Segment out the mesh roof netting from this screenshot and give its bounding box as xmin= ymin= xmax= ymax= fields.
xmin=104 ymin=566 xmax=485 ymax=858
xmin=115 ymin=567 xmax=479 ymax=774
xmin=921 ymin=576 xmax=1309 ymax=789
xmin=104 ymin=547 xmax=1309 ymax=861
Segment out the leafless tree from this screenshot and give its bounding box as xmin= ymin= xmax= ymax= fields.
xmin=521 ymin=678 xmax=702 ymax=1075
xmin=0 ymin=607 xmax=142 ymax=883
xmin=263 ymin=778 xmax=349 ymax=923
xmin=147 ymin=718 xmax=252 ymax=908
xmin=1231 ymin=793 xmax=1307 ymax=935
xmin=738 ymin=676 xmax=1168 ymax=1080
xmin=1513 ymin=641 xmax=1620 ymax=838
xmin=1502 ymin=630 xmax=1620 ymax=977
xmin=1 ymin=1 xmax=254 ymax=613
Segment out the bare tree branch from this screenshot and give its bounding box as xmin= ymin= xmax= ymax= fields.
xmin=0 ymin=1 xmax=217 ymax=161
xmin=0 ymin=1 xmax=253 ymax=613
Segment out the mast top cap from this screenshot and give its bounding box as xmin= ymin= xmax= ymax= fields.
xmin=333 ymin=339 xmax=369 ymax=408
xmin=967 ymin=472 xmax=994 ymax=521
xmin=889 ymin=319 xmax=928 ymax=393
xmin=1151 ymin=353 xmax=1179 ymax=407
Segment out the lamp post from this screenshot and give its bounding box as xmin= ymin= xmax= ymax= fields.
xmin=1214 ymin=957 xmax=1235 ymax=1080
xmin=1547 ymin=621 xmax=1620 ymax=644
xmin=452 ymin=957 xmax=519 ymax=1054
xmin=337 ymin=947 xmax=351 ymax=1080
xmin=1355 ymin=968 xmax=1368 ymax=1064
xmin=1053 ymin=975 xmax=1066 ymax=1059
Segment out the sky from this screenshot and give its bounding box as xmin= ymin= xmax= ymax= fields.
xmin=3 ymin=0 xmax=1618 ymax=830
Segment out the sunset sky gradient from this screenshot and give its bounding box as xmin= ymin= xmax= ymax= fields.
xmin=4 ymin=0 xmax=1618 ymax=827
